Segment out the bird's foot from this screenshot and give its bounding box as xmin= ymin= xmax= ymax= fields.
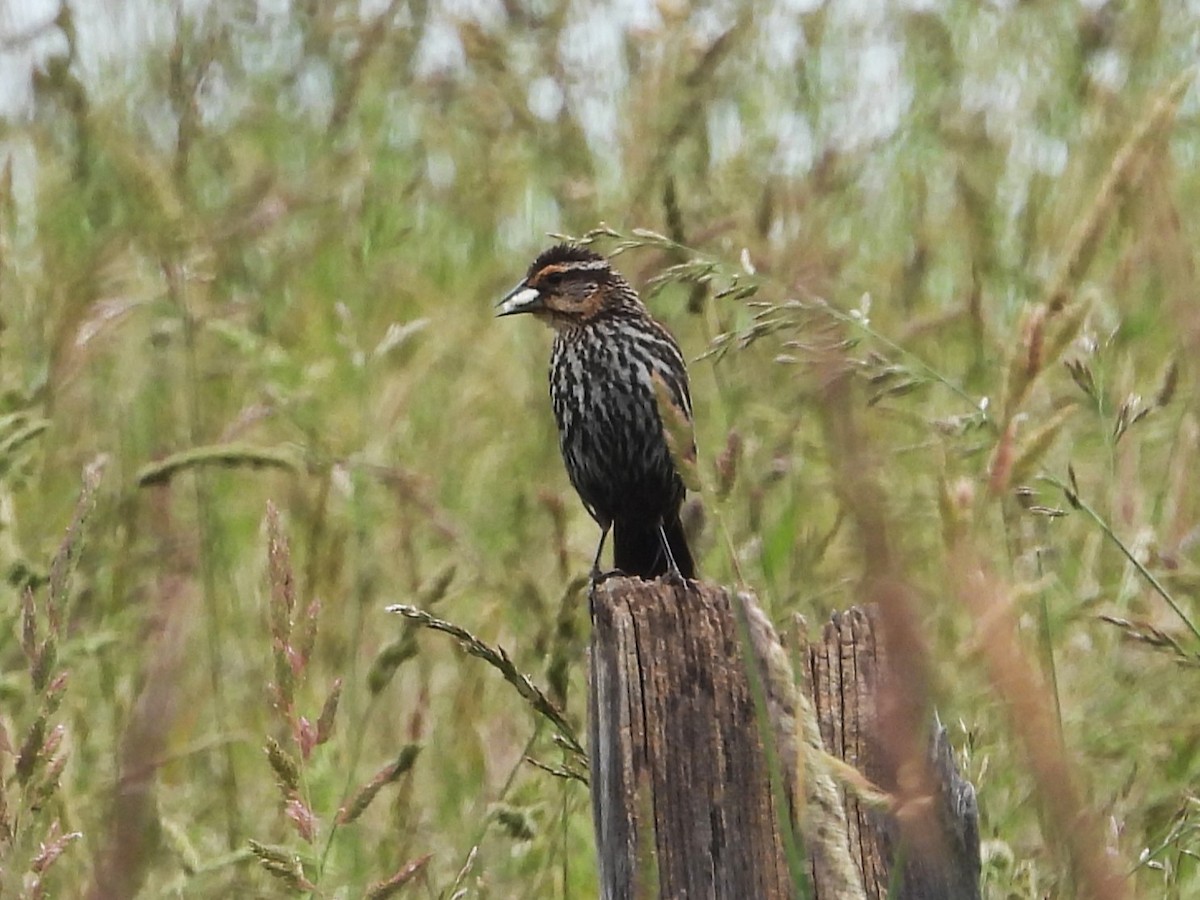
xmin=660 ymin=567 xmax=688 ymax=590
xmin=655 ymin=522 xmax=690 ymax=590
xmin=590 ymin=566 xmax=626 ymax=586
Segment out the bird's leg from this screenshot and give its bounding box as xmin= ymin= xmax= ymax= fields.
xmin=589 ymin=522 xmax=616 ymax=584
xmin=658 ymin=522 xmax=687 ymax=587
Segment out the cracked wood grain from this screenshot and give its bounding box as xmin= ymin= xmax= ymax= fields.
xmin=588 ymin=580 xmax=979 ymax=900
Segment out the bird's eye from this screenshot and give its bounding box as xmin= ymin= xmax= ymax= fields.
xmin=540 ymin=270 xmax=565 ymax=288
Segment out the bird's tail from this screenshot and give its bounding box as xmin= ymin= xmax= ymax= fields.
xmin=613 ymin=513 xmax=695 ymax=580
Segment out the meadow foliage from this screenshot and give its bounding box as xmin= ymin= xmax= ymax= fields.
xmin=1 ymin=2 xmax=1199 ymax=896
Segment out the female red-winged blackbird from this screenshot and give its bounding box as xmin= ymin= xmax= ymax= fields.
xmin=497 ymin=243 xmax=696 ymax=581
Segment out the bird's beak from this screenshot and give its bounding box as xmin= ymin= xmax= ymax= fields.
xmin=495 ymin=282 xmax=544 ymax=317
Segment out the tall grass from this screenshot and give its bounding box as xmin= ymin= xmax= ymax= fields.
xmin=1 ymin=1 xmax=1199 ymax=895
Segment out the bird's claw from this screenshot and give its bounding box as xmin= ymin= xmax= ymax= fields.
xmin=590 ymin=566 xmax=626 ymax=585
xmin=661 ymin=568 xmax=688 ymax=590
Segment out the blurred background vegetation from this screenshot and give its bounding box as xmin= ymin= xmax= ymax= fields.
xmin=1 ymin=0 xmax=1200 ymax=896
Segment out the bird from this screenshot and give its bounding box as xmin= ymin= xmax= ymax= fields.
xmin=496 ymin=243 xmax=696 ymax=581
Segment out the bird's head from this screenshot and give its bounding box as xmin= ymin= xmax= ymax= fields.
xmin=496 ymin=244 xmax=632 ymax=329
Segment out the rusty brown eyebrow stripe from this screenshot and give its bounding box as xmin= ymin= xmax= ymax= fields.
xmin=530 ymin=263 xmax=569 ymax=285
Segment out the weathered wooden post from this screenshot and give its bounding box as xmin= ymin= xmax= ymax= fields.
xmin=588 ymin=577 xmax=797 ymax=898
xmin=588 ymin=577 xmax=980 ymax=899
xmin=805 ymin=606 xmax=981 ymax=900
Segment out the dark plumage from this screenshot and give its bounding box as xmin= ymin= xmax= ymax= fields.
xmin=497 ymin=243 xmax=696 ymax=580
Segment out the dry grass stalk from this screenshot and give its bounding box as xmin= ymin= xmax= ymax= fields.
xmin=368 ymin=632 xmax=420 ymax=695
xmin=1043 ymin=294 xmax=1093 ymax=369
xmin=0 ymin=464 xmax=106 ymax=896
xmin=523 ymin=755 xmax=588 ymax=785
xmin=1065 ymin=357 xmax=1098 ymax=401
xmin=653 ymin=371 xmax=700 ymax=491
xmin=264 ymin=502 xmax=340 ymax=765
xmin=87 ymin=574 xmax=194 ymax=899
xmin=1001 ymin=302 xmax=1047 ymax=420
xmin=337 ymin=745 xmax=422 ymax=825
xmin=136 ymin=443 xmax=302 ymax=487
xmin=266 ymin=501 xmax=299 ymax=716
xmin=253 ymin=502 xmax=352 ymax=876
xmin=1098 ymin=615 xmax=1195 ymax=665
xmin=538 ymin=489 xmax=571 ymax=577
xmin=314 ymin=677 xmax=342 ymax=745
xmin=993 ymin=407 xmax=1075 ymax=495
xmin=1043 ymin=70 xmax=1192 ymax=313
xmin=1001 ymin=294 xmax=1090 ymax=425
xmin=814 ymin=368 xmax=944 ymax=863
xmin=284 ymin=796 xmax=318 ymax=845
xmin=30 ymin=822 xmax=82 ymax=875
xmin=1049 ymin=474 xmax=1200 ymax=645
xmin=247 ymin=839 xmax=315 ymax=892
xmin=327 ymin=0 xmax=407 ymax=136
xmin=948 ymin=542 xmax=1129 ymax=899
xmin=714 ymin=430 xmax=742 ymax=500
xmin=491 ymin=804 xmax=537 ymax=841
xmin=24 ymin=822 xmax=82 ymax=900
xmin=386 ymin=603 xmax=585 ymax=759
xmin=265 ymin=736 xmax=301 ymax=794
xmin=254 ymin=502 xmax=436 ymax=887
xmin=47 ymin=455 xmax=105 ymax=629
xmin=365 ymin=853 xmax=433 ymax=900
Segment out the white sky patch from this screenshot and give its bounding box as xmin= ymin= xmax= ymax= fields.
xmin=3 ymin=0 xmax=1193 ymax=239
xmin=1010 ymin=129 xmax=1068 ymax=178
xmin=827 ymin=38 xmax=910 ymax=153
xmin=1087 ymin=48 xmax=1128 ymax=94
xmin=0 ymin=0 xmax=68 ymax=120
xmin=259 ymin=0 xmax=294 ymax=19
xmin=140 ymin=96 xmax=180 ymax=155
xmin=290 ymin=58 xmax=335 ymax=127
xmin=386 ymin=97 xmax=421 ymax=150
xmin=706 ymin=100 xmax=744 ymax=167
xmin=690 ymin=4 xmax=738 ymax=47
xmin=0 ymin=138 xmax=38 ymax=252
xmin=497 ymin=186 xmax=563 ymax=256
xmin=242 ymin=5 xmax=305 ymax=76
xmin=611 ymin=0 xmax=662 ymax=33
xmin=414 ymin=16 xmax=467 ymax=80
xmin=527 ymin=76 xmax=565 ymax=122
xmin=962 ymin=63 xmax=1025 ymax=129
xmin=777 ymin=0 xmax=824 ymax=11
xmin=558 ymin=4 xmax=628 ymax=172
xmin=426 ymin=150 xmax=457 ymax=190
xmin=758 ymin=9 xmax=807 ymax=72
xmin=196 ymin=61 xmax=241 ymax=130
xmin=70 ymin=0 xmax=176 ymax=90
xmin=771 ymin=110 xmax=815 ymax=178
xmin=443 ymin=0 xmax=507 ymax=30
